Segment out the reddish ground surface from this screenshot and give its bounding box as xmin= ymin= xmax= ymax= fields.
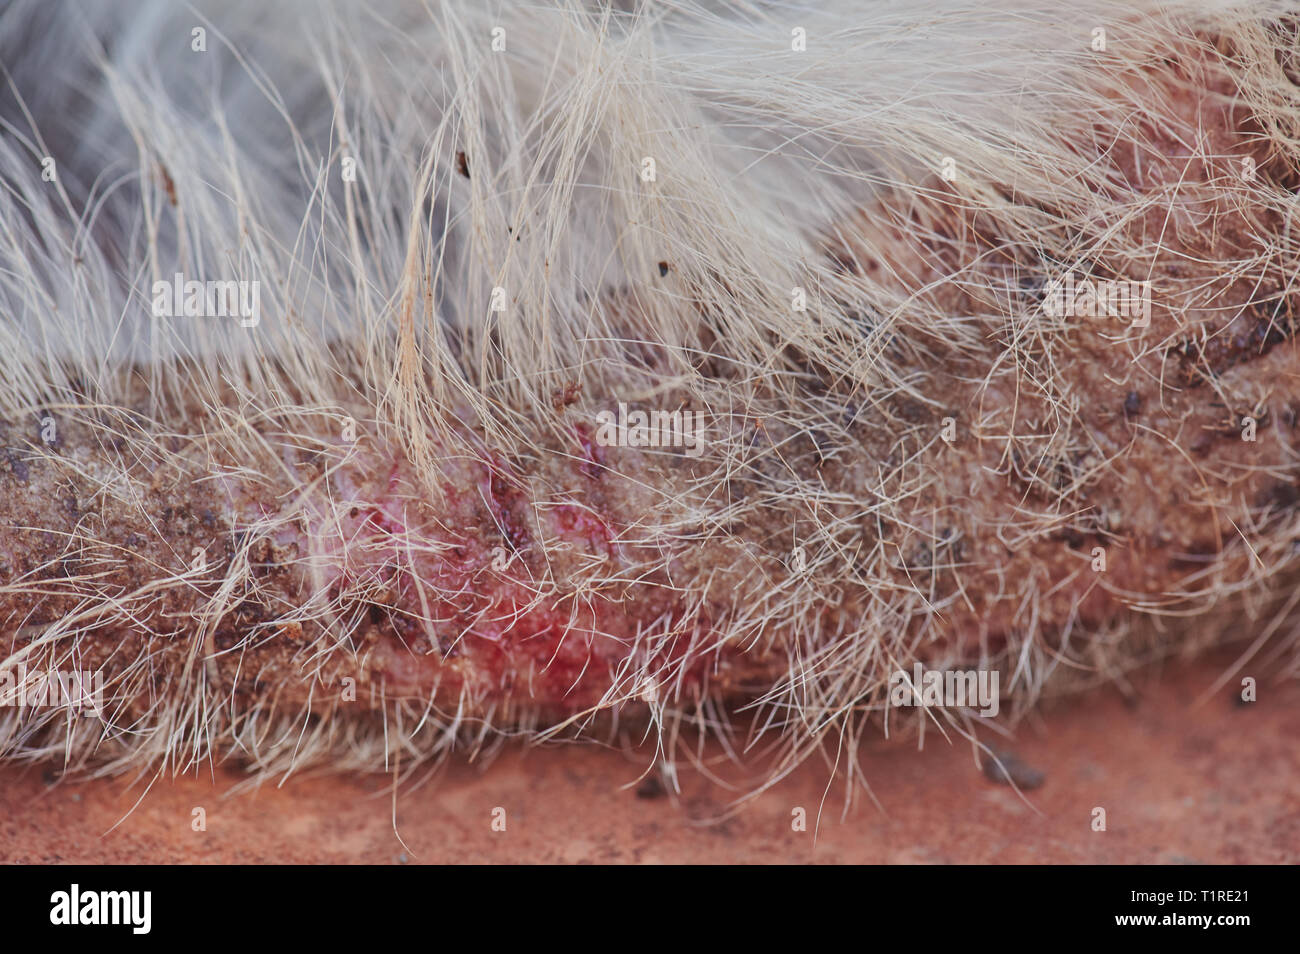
xmin=1 ymin=652 xmax=1296 ymax=864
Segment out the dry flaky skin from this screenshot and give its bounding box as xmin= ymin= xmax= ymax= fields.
xmin=4 ymin=5 xmax=1300 ymax=787
xmin=1 ymin=396 xmax=795 ymax=774
xmin=824 ymin=37 xmax=1300 ymax=639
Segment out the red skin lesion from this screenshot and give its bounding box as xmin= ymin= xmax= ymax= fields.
xmin=322 ymin=445 xmax=707 ymax=712
xmin=571 ymin=422 xmax=607 ymax=479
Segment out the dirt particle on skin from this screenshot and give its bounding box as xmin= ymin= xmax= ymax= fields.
xmin=3 ymin=449 xmax=29 ymax=482
xmin=981 ymin=748 xmax=1046 ymax=790
xmin=1168 ymin=298 xmax=1297 ymax=385
xmin=551 ymin=381 xmax=582 ymax=410
xmin=635 ymin=774 xmax=666 ymax=800
xmin=157 ymin=162 xmax=178 ymax=206
xmin=1124 ymin=390 xmax=1141 ymax=418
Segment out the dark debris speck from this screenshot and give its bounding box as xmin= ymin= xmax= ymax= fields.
xmin=981 ymin=748 xmax=1046 ymax=790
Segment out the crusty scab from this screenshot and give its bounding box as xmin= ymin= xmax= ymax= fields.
xmin=0 ymin=411 xmax=770 ymax=732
